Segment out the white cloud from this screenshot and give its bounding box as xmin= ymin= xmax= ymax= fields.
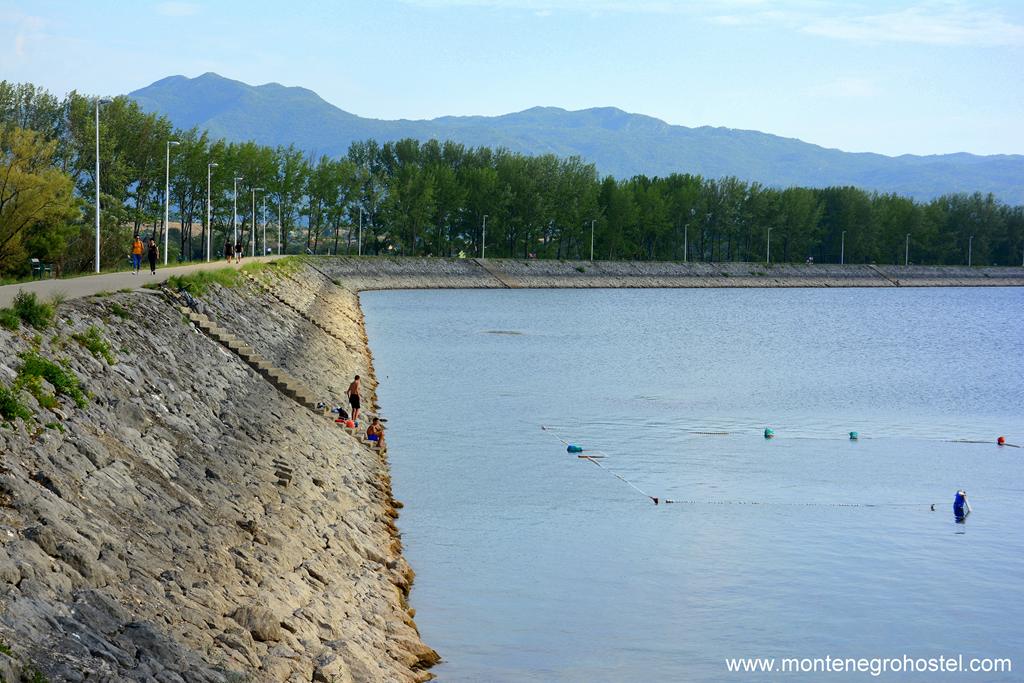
xmin=400 ymin=0 xmax=1024 ymax=47
xmin=802 ymin=4 xmax=1024 ymax=47
xmin=0 ymin=10 xmax=46 ymax=62
xmin=155 ymin=2 xmax=201 ymax=17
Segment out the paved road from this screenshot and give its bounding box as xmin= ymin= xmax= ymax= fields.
xmin=0 ymin=256 xmax=282 ymax=308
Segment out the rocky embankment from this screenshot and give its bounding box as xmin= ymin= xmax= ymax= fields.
xmin=0 ymin=261 xmax=437 ymax=682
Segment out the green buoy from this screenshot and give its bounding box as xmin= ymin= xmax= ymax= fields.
xmin=764 ymin=427 xmax=775 ymax=439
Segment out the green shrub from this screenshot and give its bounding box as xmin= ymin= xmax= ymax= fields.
xmin=0 ymin=307 xmax=18 ymax=331
xmin=0 ymin=384 xmax=31 ymax=422
xmin=167 ymin=268 xmax=242 ymax=296
xmin=110 ymin=303 xmax=130 ymax=319
xmin=18 ymin=352 xmax=87 ymax=408
xmin=72 ymin=325 xmax=116 ymax=364
xmin=12 ymin=291 xmax=54 ymax=329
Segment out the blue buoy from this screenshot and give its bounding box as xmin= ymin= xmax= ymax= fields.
xmin=849 ymin=431 xmax=859 ymax=440
xmin=764 ymin=427 xmax=775 ymax=439
xmin=567 ymin=444 xmax=584 ymax=453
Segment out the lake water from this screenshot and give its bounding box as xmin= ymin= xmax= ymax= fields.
xmin=361 ymin=287 xmax=1024 ymax=682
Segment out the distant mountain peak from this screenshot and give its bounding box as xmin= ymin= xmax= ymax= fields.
xmin=127 ymin=74 xmax=1024 ymax=203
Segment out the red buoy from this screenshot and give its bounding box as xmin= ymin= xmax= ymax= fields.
xmin=997 ymin=436 xmax=1006 ymax=445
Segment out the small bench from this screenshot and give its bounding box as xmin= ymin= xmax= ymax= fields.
xmin=30 ymin=258 xmax=53 ymax=280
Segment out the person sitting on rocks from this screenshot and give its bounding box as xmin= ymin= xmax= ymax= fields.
xmin=366 ymin=418 xmax=385 ymax=447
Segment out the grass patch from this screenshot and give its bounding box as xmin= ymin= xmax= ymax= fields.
xmin=0 ymin=307 xmax=19 ymax=331
xmin=72 ymin=325 xmax=116 ymax=364
xmin=25 ymin=667 xmax=50 ymax=683
xmin=110 ymin=302 xmax=130 ymax=319
xmin=0 ymin=384 xmax=32 ymax=422
xmin=575 ymin=266 xmax=586 ymax=273
xmin=18 ymin=352 xmax=87 ymax=408
xmin=167 ymin=268 xmax=243 ymax=296
xmin=0 ymin=291 xmax=52 ymax=331
xmin=93 ymin=290 xmax=115 ymax=298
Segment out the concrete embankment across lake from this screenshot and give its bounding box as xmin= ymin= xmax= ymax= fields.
xmin=315 ymin=257 xmax=1024 ymax=290
xmin=0 ymin=256 xmax=1020 ymax=681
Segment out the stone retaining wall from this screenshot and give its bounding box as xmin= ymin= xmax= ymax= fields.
xmin=0 ymin=264 xmax=436 ymax=682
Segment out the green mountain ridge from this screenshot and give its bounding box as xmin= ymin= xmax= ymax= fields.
xmin=129 ymin=72 xmax=1024 ymax=203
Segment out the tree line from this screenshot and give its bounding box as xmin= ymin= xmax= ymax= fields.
xmin=2 ymin=79 xmax=1022 ymax=278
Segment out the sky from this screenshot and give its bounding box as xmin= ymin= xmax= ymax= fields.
xmin=2 ymin=0 xmax=1023 ymax=157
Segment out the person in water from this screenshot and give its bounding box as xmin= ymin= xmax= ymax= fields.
xmin=953 ymin=489 xmax=971 ymax=519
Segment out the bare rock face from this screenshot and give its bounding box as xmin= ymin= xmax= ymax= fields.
xmin=0 ymin=263 xmax=437 ymax=681
xmin=231 ymin=605 xmax=282 ymax=643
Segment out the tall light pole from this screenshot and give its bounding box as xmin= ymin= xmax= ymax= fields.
xmin=251 ymin=187 xmax=264 ymax=257
xmin=94 ymin=97 xmax=112 ymax=273
xmin=260 ymin=193 xmax=267 ymax=256
xmin=968 ymin=235 xmax=974 ymax=266
xmin=278 ymin=202 xmax=283 ymax=255
xmin=481 ymin=214 xmax=488 ymax=259
xmin=358 ymin=207 xmax=364 ymax=256
xmin=232 ymin=176 xmax=243 ymax=245
xmin=840 ymin=230 xmax=846 ymax=265
xmin=206 ymin=162 xmax=218 ymax=262
xmin=164 ymin=140 xmax=180 ymax=265
xmin=766 ymin=227 xmax=773 ymax=265
xmin=905 ymin=233 xmax=910 ymax=266
xmin=590 ymin=219 xmax=596 ymax=262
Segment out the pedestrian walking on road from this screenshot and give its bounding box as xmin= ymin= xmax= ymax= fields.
xmin=224 ymin=239 xmax=233 ymax=262
xmin=234 ymin=241 xmax=243 ymax=264
xmin=147 ymin=238 xmax=159 ymax=275
xmin=130 ymin=236 xmax=144 ymax=274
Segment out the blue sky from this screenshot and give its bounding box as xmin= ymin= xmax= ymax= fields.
xmin=2 ymin=0 xmax=1022 ymax=156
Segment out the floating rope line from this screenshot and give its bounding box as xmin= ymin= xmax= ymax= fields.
xmin=541 ymin=426 xmax=660 ymax=504
xmin=690 ymin=431 xmax=731 ymax=436
xmin=662 ymin=499 xmax=935 ymax=508
xmin=543 ymin=425 xmax=940 ymax=509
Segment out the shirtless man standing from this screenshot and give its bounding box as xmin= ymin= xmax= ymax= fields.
xmin=347 ymin=375 xmax=361 ymax=422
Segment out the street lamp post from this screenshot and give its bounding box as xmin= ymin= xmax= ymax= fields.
xmin=840 ymin=230 xmax=846 ymax=265
xmin=94 ymin=97 xmax=112 ymax=273
xmin=261 ymin=193 xmax=267 ymax=256
xmin=684 ymin=208 xmax=695 ymax=263
xmin=590 ymin=219 xmax=596 ymax=262
xmin=482 ymin=214 xmax=488 ymax=259
xmin=278 ymin=202 xmax=283 ymax=255
xmin=358 ymin=208 xmax=364 ymax=256
xmin=164 ymin=140 xmax=180 ymax=265
xmin=206 ymin=162 xmax=218 ymax=262
xmin=767 ymin=227 xmax=773 ymax=264
xmin=968 ymin=235 xmax=974 ymax=266
xmin=232 ymin=176 xmax=243 ymax=245
xmin=905 ymin=233 xmax=910 ymax=266
xmin=251 ymin=188 xmax=264 ymax=257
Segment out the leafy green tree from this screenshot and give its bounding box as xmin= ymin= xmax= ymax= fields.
xmin=0 ymin=128 xmax=78 ymax=274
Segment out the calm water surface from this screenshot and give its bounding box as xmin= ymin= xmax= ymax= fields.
xmin=361 ymin=288 xmax=1024 ymax=682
